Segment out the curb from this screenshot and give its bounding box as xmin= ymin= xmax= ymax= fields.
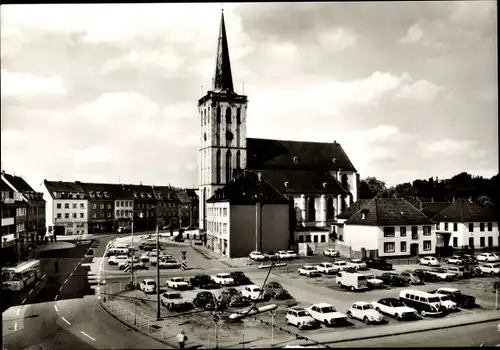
xmin=307 ymin=315 xmax=500 ymax=346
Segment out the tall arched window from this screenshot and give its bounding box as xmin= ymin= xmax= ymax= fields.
xmin=236 ymin=150 xmax=241 ymax=170
xmin=307 ymin=196 xmax=316 ymax=221
xmin=216 ymin=149 xmax=221 ymax=184
xmin=327 ymin=196 xmax=334 ymax=220
xmin=202 ymin=188 xmax=206 ymax=220
xmin=236 ymin=108 xmax=241 ymax=124
xmin=341 ymin=173 xmax=349 ymax=191
xmin=226 ymin=150 xmax=232 ymax=182
xmin=216 ymin=106 xmax=221 ymax=124
xmin=225 ymin=107 xmax=232 ymax=123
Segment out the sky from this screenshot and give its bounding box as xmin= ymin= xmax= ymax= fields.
xmin=1 ymin=2 xmax=498 ymax=192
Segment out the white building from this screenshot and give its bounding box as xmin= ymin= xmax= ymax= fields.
xmin=433 ymin=198 xmax=499 ymax=249
xmin=43 ymin=180 xmax=89 ymax=236
xmin=339 ymin=198 xmax=436 ymax=258
xmin=206 ymin=171 xmax=291 ymax=258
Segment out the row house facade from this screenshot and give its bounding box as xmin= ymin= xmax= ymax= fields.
xmin=125 ymin=184 xmax=158 ymax=232
xmin=152 ymin=185 xmax=181 ymax=229
xmin=108 ymin=184 xmax=135 ymax=230
xmin=78 ymin=182 xmax=115 ymax=233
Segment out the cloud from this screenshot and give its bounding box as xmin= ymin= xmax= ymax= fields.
xmin=399 ymin=23 xmax=424 ymax=44
xmin=395 ymin=80 xmax=446 ymax=102
xmin=72 ymin=145 xmax=118 ymax=163
xmin=101 ymin=49 xmax=185 ymax=75
xmin=1 ymin=69 xmax=66 ymax=99
xmin=317 ymin=27 xmax=358 ymax=52
xmin=420 ymin=139 xmax=489 ymax=159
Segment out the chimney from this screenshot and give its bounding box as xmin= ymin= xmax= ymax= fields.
xmin=257 ymin=172 xmax=262 ymax=182
xmin=468 ymin=196 xmax=473 ymax=203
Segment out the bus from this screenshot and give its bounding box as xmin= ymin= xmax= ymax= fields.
xmin=2 ymin=259 xmax=41 ymax=291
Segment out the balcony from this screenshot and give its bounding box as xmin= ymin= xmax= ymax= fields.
xmin=1 ymin=217 xmax=15 ymax=226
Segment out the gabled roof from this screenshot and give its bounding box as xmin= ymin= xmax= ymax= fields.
xmin=44 ymin=180 xmax=85 ymax=194
xmin=106 ymin=184 xmax=136 ymax=200
xmin=79 ymin=182 xmax=116 ymax=200
xmin=173 ymin=189 xmax=192 ymax=204
xmin=432 ymin=198 xmax=497 ymax=223
xmin=185 ymin=189 xmax=198 ymax=201
xmin=207 ymin=171 xmax=290 ymax=205
xmin=337 ymin=199 xmax=371 ymax=219
xmin=344 ymin=198 xmax=436 ymax=226
xmin=256 ymin=169 xmax=347 ymax=195
xmin=152 ymin=185 xmax=177 ymax=201
xmin=3 ymin=173 xmax=35 ymax=192
xmin=246 ymin=138 xmax=356 ymax=172
xmin=419 ymin=202 xmax=452 ymax=218
xmin=1 ymin=178 xmax=11 ymax=191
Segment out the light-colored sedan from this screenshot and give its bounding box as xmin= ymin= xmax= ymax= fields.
xmin=346 ymin=302 xmax=385 ymax=324
xmin=285 ymin=308 xmax=318 ymax=330
xmin=323 ymin=249 xmax=340 ymax=257
xmin=315 ymin=262 xmax=338 ymax=275
xmin=298 ymin=265 xmax=321 ymax=277
xmin=477 ymin=253 xmax=500 ymax=263
xmin=478 ymin=263 xmax=500 ymax=275
xmin=419 ymin=257 xmax=440 ymax=266
xmin=371 ymin=298 xmax=418 ymax=320
xmin=286 ymin=250 xmax=298 ymax=259
xmin=307 ymin=303 xmax=347 ymax=326
xmin=249 ymin=251 xmax=266 ymax=261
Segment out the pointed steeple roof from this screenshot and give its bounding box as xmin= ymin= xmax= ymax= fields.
xmin=213 ymin=10 xmax=234 ymax=93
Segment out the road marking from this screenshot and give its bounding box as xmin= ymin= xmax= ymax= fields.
xmin=16 ymin=308 xmax=21 ymax=316
xmin=64 ymin=279 xmax=68 ymax=284
xmin=14 ymin=321 xmax=18 ymax=331
xmin=29 ymin=289 xmax=34 ymax=294
xmin=54 ymin=305 xmax=59 ymax=312
xmin=59 ymin=286 xmax=63 ymax=292
xmin=21 ymin=298 xmax=26 ymax=304
xmin=55 ymin=295 xmax=59 ymax=301
xmin=43 ymin=274 xmax=46 ymax=279
xmin=61 ymin=317 xmax=71 ymax=325
xmin=74 ymin=266 xmax=78 ymax=271
xmin=35 ymin=281 xmax=40 ymax=286
xmin=80 ymin=331 xmax=96 ymax=341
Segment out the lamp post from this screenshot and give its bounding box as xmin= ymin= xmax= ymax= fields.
xmin=155 ymin=202 xmax=160 ymax=320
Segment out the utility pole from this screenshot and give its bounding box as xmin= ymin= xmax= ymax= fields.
xmin=156 ymin=201 xmax=161 ymax=320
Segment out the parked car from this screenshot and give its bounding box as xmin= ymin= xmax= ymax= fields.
xmin=429 ymin=268 xmax=457 ymax=281
xmin=286 ymin=250 xmax=298 ymax=259
xmin=419 ymin=257 xmax=440 ymax=266
xmin=158 ymin=258 xmax=181 ymax=269
xmin=263 ymin=251 xmax=279 ymax=261
xmin=139 ymin=279 xmax=157 ymax=294
xmin=119 ymin=260 xmax=147 ymax=270
xmin=315 ymin=262 xmax=338 ymax=275
xmin=150 ymin=254 xmax=173 ymax=266
xmin=218 ymin=288 xmax=250 ymax=307
xmin=108 ymin=255 xmax=129 ymax=265
xmin=364 ymin=258 xmax=393 ymax=270
xmin=379 ymin=272 xmax=409 ymax=287
xmin=371 ymin=298 xmax=418 ymax=320
xmin=298 ymin=265 xmax=321 ymax=277
xmin=160 ymin=292 xmax=192 ymax=311
xmin=285 ymin=308 xmax=318 ymax=330
xmin=306 ymin=303 xmax=348 ymax=326
xmin=190 ymin=275 xmax=220 ymax=289
xmin=336 ymin=272 xmax=369 ymax=291
xmin=399 ymin=289 xmax=447 ymax=317
xmin=347 ymin=302 xmax=385 ymax=324
xmin=229 ymin=271 xmax=253 ymax=286
xmin=277 ymin=251 xmax=292 ymax=260
xmin=212 ymin=273 xmax=235 ymax=285
xmin=446 ymin=255 xmax=466 ymax=265
xmin=460 ymin=254 xmax=477 ymax=265
xmin=463 ymin=265 xmax=483 ymax=277
xmin=350 ymin=259 xmax=368 ymax=271
xmin=447 ymin=266 xmax=467 ymax=279
xmin=477 ymin=253 xmax=500 ymax=263
xmin=242 ymin=285 xmax=268 ymax=301
xmin=413 ymin=269 xmax=442 ymax=282
xmin=193 ymin=291 xmax=218 ymax=310
xmin=249 ymin=251 xmax=266 ymax=261
xmin=167 ymin=277 xmax=191 ymax=290
xmin=323 ymin=249 xmax=340 ymax=257
xmin=432 ymin=293 xmax=458 ymax=311
xmin=365 ymin=274 xmax=384 ymax=289
xmin=478 ymin=263 xmax=500 ymax=275
xmin=332 ymin=261 xmax=354 ymax=271
xmin=399 ymin=270 xmax=424 ymax=285
xmin=428 ymin=287 xmax=476 ymax=309
xmin=263 ymin=282 xmax=292 ymax=300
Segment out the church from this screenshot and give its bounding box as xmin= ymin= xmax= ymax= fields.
xmin=199 ymin=11 xmax=360 ymax=258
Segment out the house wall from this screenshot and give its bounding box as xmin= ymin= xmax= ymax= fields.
xmin=438 ymin=221 xmax=500 ymax=248
xmin=53 ymin=199 xmax=89 ymax=235
xmin=206 ymin=202 xmax=231 ymax=256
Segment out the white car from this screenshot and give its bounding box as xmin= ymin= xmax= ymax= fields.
xmin=160 ymin=292 xmax=190 ymax=311
xmin=419 ymin=257 xmax=440 ymax=266
xmin=477 ymin=253 xmax=500 ymax=263
xmin=298 ymin=265 xmax=321 ymax=277
xmin=277 ymin=251 xmax=291 ymax=259
xmin=158 ymin=258 xmax=181 ymax=269
xmin=333 ymin=261 xmax=354 ymax=271
xmin=285 ymin=307 xmax=318 ymax=330
xmin=108 ymin=255 xmax=129 ymax=265
xmin=323 ymin=249 xmax=340 ymax=257
xmin=478 ymin=263 xmax=500 ymax=275
xmin=350 ymin=259 xmax=368 ymax=270
xmin=446 ymin=255 xmax=466 ymax=265
xmin=140 ymin=279 xmax=157 ymax=294
xmin=241 ymin=285 xmax=265 ymax=301
xmin=167 ymin=277 xmax=191 ymax=290
xmin=286 ymin=250 xmax=298 ymax=259
xmin=212 ymin=273 xmax=235 ymax=285
xmin=249 ymin=251 xmax=266 ymax=261
xmin=150 ymin=254 xmax=172 ymax=265
xmin=428 ymin=268 xmax=457 ymax=281
xmin=315 ymin=263 xmax=338 ymax=275
xmin=118 ymin=260 xmax=146 ymax=270
xmin=307 ymin=303 xmax=347 ymax=326
xmin=433 ymin=294 xmax=458 ymax=311
xmin=365 ymin=274 xmax=384 ymax=288
xmin=371 ymin=298 xmax=418 ymax=320
xmin=140 ymin=251 xmax=161 ymax=262
xmin=347 ymin=302 xmax=385 ymax=324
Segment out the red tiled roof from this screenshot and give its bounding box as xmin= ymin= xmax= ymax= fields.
xmin=344 ymin=198 xmax=436 ymax=226
xmin=432 ymin=198 xmax=497 ymax=223
xmin=337 ymin=199 xmax=371 ymax=219
xmin=419 ymin=202 xmax=452 ymax=218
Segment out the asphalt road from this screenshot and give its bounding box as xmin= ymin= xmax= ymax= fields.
xmin=327 ymin=320 xmax=500 ymax=347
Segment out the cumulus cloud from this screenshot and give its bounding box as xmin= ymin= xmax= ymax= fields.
xmin=420 ymin=139 xmax=489 ymax=159
xmin=317 ymin=27 xmax=357 ymax=52
xmin=101 ymin=49 xmax=185 ymax=75
xmin=395 ymin=80 xmax=447 ymax=102
xmin=72 ymin=145 xmax=118 ymax=163
xmin=1 ymin=69 xmax=66 ymax=99
xmin=399 ymin=23 xmax=424 ymax=44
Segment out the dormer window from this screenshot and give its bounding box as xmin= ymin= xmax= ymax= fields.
xmin=361 ymin=209 xmax=368 ymax=220
xmin=322 ymin=182 xmax=327 ymax=188
xmin=332 ymin=158 xmax=337 ymax=164
xmin=284 ymin=181 xmax=290 ymax=188
xmin=293 ymin=156 xmax=299 ymax=164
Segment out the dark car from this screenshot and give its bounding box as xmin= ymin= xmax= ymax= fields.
xmin=218 ymin=288 xmax=242 ymax=305
xmin=459 ymin=254 xmax=478 ymax=265
xmin=225 ymin=294 xmax=251 ymax=308
xmin=190 ymin=275 xmax=220 ymax=289
xmin=429 ymin=288 xmax=476 ymax=309
xmin=413 ymin=269 xmax=442 ymax=282
xmin=464 ymin=265 xmax=483 ymax=277
xmin=263 ymin=251 xmax=279 ymax=261
xmin=364 ymin=258 xmax=393 ymax=270
xmin=400 ymin=270 xmax=424 ymax=285
xmin=229 ymin=271 xmax=253 ymax=286
xmin=193 ymin=291 xmax=219 ymax=310
xmin=379 ymin=272 xmax=409 ymax=287
xmin=263 ymin=282 xmax=292 ymax=300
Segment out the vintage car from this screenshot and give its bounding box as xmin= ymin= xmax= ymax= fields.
xmin=189 ymin=274 xmax=220 ymax=289
xmin=263 ymin=281 xmax=292 ymax=300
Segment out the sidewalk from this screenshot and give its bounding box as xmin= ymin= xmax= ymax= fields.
xmin=35 ymin=241 xmax=76 ymax=253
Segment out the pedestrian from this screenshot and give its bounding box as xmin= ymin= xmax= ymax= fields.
xmin=177 ymin=329 xmax=187 ymax=349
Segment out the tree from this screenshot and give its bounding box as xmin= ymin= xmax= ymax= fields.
xmin=360 ymin=177 xmax=387 ymax=199
xmin=395 ymin=182 xmax=416 ymax=198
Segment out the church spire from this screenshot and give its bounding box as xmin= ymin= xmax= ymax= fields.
xmin=213 ymin=9 xmax=234 ymax=93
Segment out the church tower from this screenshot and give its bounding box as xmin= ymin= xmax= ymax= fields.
xmin=198 ymin=10 xmax=248 ymax=230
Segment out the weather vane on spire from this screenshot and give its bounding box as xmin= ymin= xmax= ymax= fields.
xmin=221 ymin=3 xmax=224 ymax=12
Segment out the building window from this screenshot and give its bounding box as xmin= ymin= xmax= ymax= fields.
xmin=480 ymin=223 xmax=485 ymax=232
xmin=223 ymin=208 xmax=227 ymax=216
xmin=469 ymin=223 xmax=474 ymax=232
xmin=479 ymin=237 xmax=485 ymax=247
xmin=320 ymin=235 xmax=326 ymax=243
xmin=400 ymin=227 xmax=406 ymax=237
xmin=400 ymin=241 xmax=407 ymax=252
xmin=57 ymin=203 xmax=62 ymax=209
xmin=73 ymin=203 xmax=77 ymax=209
xmin=306 ymin=235 xmax=311 ymax=243
xmin=108 ymin=204 xmax=112 ymax=209
xmin=411 ymin=226 xmax=418 ymax=240
xmin=383 ymin=242 xmax=395 ymax=253
xmin=488 ymin=222 xmax=493 ymax=231
xmin=107 ymin=212 xmax=111 ymax=218
xmin=80 ymin=203 xmax=85 ymax=209
xmin=444 ymin=222 xmax=448 ymax=231
xmin=313 ymin=235 xmax=318 ymax=243
xmin=488 ymin=236 xmax=493 ymax=247
xmin=80 ymin=213 xmax=84 ymax=218
xmin=65 ymin=213 xmax=69 ymax=219
xmin=92 ymin=204 xmax=96 ymax=209
xmin=383 ymin=227 xmax=395 ymax=237
xmin=57 ymin=213 xmax=62 ymax=219
xmin=92 ymin=212 xmax=96 ymax=218
xmin=65 ymin=203 xmax=70 ymax=209
xmin=72 ymin=213 xmax=77 ymax=218
xmin=453 ymin=223 xmax=457 ymax=231
xmin=423 ymin=240 xmax=432 ymax=251
xmin=435 ymin=222 xmax=439 ymax=230
xmin=453 ymin=237 xmax=458 ymax=247
xmin=100 ymin=212 xmax=104 ymax=218
xmin=298 ymin=235 xmax=304 ymax=243
xmin=423 ymin=226 xmax=431 ymax=236
xmin=100 ymin=204 xmax=104 ymax=209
